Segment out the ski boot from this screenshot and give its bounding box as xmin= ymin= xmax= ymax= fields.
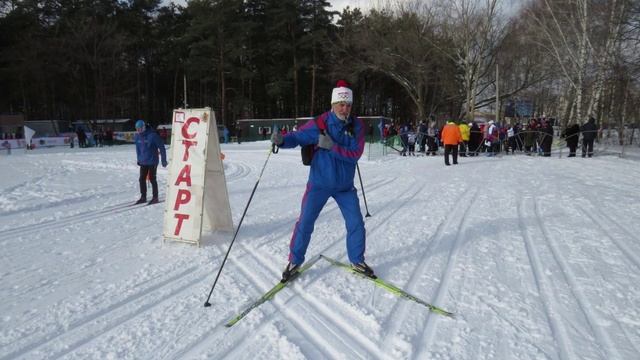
xmin=148 ymin=197 xmax=159 ymax=205
xmin=351 ymin=262 xmax=376 ymax=279
xmin=135 ymin=196 xmax=147 ymax=205
xmin=281 ymin=262 xmax=301 ymax=283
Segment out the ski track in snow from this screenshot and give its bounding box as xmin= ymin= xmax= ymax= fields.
xmin=0 ymin=200 xmax=155 ymax=255
xmin=376 ymin=184 xmax=467 ymax=358
xmin=578 ymin=199 xmax=640 ymax=271
xmin=2 ymin=145 xmax=640 ymax=359
xmin=540 ymin=167 xmax=640 ymax=359
xmin=168 ymin=174 xmax=434 ymax=359
xmin=413 ymin=188 xmax=479 ymax=359
xmin=1 ymin=264 xmax=202 ymax=360
xmin=517 ymin=195 xmax=573 ymax=360
xmin=532 ymin=196 xmax=619 ymax=360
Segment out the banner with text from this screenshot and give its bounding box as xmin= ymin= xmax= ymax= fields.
xmin=163 ymin=108 xmax=233 ymax=246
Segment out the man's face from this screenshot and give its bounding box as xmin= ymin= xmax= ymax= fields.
xmin=136 ymin=126 xmax=144 ymax=133
xmin=332 ymin=102 xmax=352 ymax=120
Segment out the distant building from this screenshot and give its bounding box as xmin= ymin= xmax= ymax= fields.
xmin=72 ymin=118 xmax=131 ymax=132
xmin=0 ymin=113 xmax=25 ymax=138
xmin=236 ymin=116 xmax=393 ymax=142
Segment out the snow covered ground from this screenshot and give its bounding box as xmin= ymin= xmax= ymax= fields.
xmin=1 ymin=142 xmax=639 ymax=360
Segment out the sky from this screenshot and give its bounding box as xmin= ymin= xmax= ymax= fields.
xmin=329 ymin=0 xmax=372 ymax=12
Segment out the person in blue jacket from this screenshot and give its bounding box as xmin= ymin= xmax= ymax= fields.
xmin=134 ymin=120 xmax=168 ymax=204
xmin=271 ymin=80 xmax=374 ymax=281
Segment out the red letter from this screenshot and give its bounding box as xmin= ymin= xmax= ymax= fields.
xmin=181 ymin=140 xmax=197 ymax=161
xmin=174 ymin=213 xmax=190 ymax=236
xmin=173 ymin=189 xmax=191 ymax=211
xmin=182 ymin=117 xmax=200 ymax=139
xmin=175 ymin=164 xmax=192 ymax=186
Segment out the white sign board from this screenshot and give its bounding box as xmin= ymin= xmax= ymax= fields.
xmin=163 ymin=108 xmax=233 ymax=246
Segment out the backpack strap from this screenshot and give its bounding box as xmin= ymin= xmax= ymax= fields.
xmin=317 ymin=112 xmax=356 ymax=137
xmin=315 ymin=113 xmax=327 ymax=135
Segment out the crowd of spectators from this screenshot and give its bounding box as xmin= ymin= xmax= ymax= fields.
xmin=380 ymin=116 xmax=603 ymax=160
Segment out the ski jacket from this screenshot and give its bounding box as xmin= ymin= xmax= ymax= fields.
xmin=469 ymin=124 xmax=482 ymax=145
xmin=279 ymin=111 xmax=365 ymax=191
xmin=486 ymin=124 xmax=498 ymax=142
xmin=581 ymin=118 xmax=598 ymax=140
xmin=441 ymin=122 xmax=462 ymax=145
xmin=562 ymin=124 xmax=581 ymax=147
xmin=135 ymin=128 xmax=167 ymax=166
xmin=458 ymin=123 xmax=470 ymax=141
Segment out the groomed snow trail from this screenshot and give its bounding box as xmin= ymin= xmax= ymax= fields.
xmin=1 ymin=144 xmax=639 ymax=360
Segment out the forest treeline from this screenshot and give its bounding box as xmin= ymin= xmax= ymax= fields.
xmin=1 ymin=0 xmax=638 ymax=131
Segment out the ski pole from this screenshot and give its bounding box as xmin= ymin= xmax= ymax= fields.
xmin=204 ymin=146 xmax=274 ymax=307
xmin=356 ymin=163 xmax=371 ymax=217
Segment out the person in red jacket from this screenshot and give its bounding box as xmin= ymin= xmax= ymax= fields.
xmin=441 ymin=120 xmax=463 ymax=166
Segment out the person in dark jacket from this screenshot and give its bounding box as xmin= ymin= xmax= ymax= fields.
xmin=561 ymin=123 xmax=580 ymax=157
xmin=523 ymin=119 xmax=538 ymax=155
xmin=426 ymin=121 xmax=439 ymax=155
xmin=399 ymin=122 xmax=411 ymax=156
xmin=468 ymin=122 xmax=482 ymax=156
xmin=417 ymin=120 xmax=428 ymax=153
xmin=540 ymin=120 xmax=554 ymax=157
xmin=134 ymin=120 xmax=168 ymax=204
xmin=580 ymin=117 xmax=598 ymax=158
xmin=271 ymin=80 xmax=374 ymax=281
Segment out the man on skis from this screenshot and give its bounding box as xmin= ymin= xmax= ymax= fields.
xmin=271 ymin=80 xmax=374 ymax=282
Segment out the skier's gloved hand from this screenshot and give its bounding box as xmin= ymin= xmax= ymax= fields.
xmin=271 ymin=132 xmax=283 ymax=146
xmin=137 ymin=161 xmax=141 ymax=166
xmin=162 ymin=160 xmax=168 ymax=168
xmin=318 ymin=134 xmax=333 ymax=150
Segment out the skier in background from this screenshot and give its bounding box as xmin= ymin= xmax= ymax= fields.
xmin=134 ymin=120 xmax=168 ymax=205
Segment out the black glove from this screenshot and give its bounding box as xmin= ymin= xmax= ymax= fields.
xmin=271 ymin=132 xmax=283 ymax=146
xmin=137 ymin=161 xmax=141 ymax=166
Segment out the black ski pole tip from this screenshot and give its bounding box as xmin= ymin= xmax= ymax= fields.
xmin=365 ymin=213 xmax=372 ymax=217
xmin=204 ymin=302 xmax=211 ymax=307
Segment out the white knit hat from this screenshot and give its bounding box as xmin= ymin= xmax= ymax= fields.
xmin=331 ymin=80 xmax=353 ymax=104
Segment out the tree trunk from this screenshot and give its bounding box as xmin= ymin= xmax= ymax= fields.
xmin=219 ymin=29 xmax=226 ymax=126
xmin=310 ymin=55 xmax=316 ymax=116
xmin=619 ymin=82 xmax=628 ymax=145
xmin=586 ymin=0 xmax=624 ymax=119
xmin=293 ymin=52 xmax=299 ymax=118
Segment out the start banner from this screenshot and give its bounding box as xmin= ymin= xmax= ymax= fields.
xmin=163 ymin=108 xmax=233 ymax=246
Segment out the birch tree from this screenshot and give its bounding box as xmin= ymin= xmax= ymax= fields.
xmin=585 ymin=0 xmax=628 ymax=118
xmin=436 ymin=0 xmax=504 ymax=121
xmin=334 ymin=1 xmax=451 ymax=121
xmin=526 ymin=0 xmax=593 ymax=122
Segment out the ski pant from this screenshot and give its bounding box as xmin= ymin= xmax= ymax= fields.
xmin=568 ymin=142 xmax=578 ymax=157
xmin=582 ymin=138 xmax=594 ymax=157
xmin=444 ymin=144 xmax=458 ymax=165
xmin=508 ymin=137 xmax=517 ymax=153
xmin=139 ymin=165 xmax=158 ymax=198
xmin=458 ymin=141 xmax=467 ymax=156
xmin=289 ymin=183 xmax=365 ymax=265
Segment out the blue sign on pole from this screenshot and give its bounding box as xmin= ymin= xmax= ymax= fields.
xmin=515 ymin=100 xmax=533 ymax=117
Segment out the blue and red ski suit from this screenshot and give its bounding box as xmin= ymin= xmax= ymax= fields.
xmin=279 ymin=111 xmax=367 ymax=265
